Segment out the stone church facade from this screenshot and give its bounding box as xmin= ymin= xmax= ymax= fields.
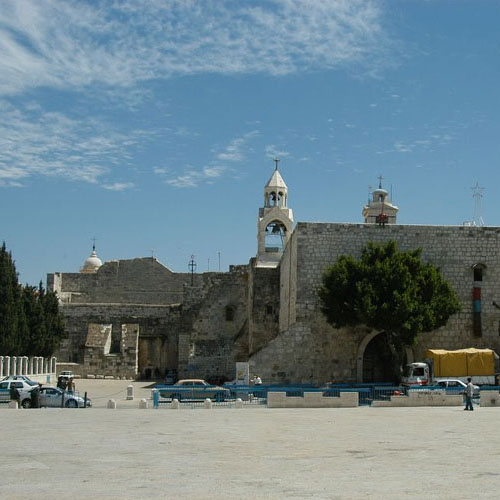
xmin=48 ymin=168 xmax=500 ymax=383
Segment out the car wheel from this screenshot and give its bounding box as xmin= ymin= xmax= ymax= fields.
xmin=21 ymin=399 xmax=32 ymax=409
xmin=65 ymin=399 xmax=78 ymax=408
xmin=171 ymin=393 xmax=182 ymax=401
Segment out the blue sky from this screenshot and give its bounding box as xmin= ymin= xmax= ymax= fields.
xmin=1 ymin=0 xmax=499 ymax=285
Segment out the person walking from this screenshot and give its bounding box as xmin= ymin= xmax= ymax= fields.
xmin=464 ymin=377 xmax=474 ymax=411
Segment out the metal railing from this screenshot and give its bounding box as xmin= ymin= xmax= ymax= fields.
xmin=152 ymin=383 xmax=500 ymax=408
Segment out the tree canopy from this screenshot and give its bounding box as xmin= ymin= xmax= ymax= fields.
xmin=0 ymin=242 xmax=65 ymax=356
xmin=319 ymin=241 xmax=461 ymax=369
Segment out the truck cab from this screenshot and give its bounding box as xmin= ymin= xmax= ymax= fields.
xmin=402 ymin=362 xmax=430 ymax=386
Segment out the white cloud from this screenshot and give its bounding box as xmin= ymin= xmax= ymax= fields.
xmin=203 ymin=166 xmax=225 ymax=178
xmin=0 ymin=100 xmax=152 ymax=186
xmin=160 ymin=130 xmax=260 ymax=188
xmin=215 ymin=130 xmax=259 ymax=162
xmin=166 ymin=172 xmax=201 ymax=189
xmin=102 ymin=182 xmax=135 ymax=191
xmin=391 ymin=131 xmax=455 ymax=154
xmin=0 ymin=0 xmax=391 ymax=96
xmin=265 ymin=145 xmax=291 ymax=159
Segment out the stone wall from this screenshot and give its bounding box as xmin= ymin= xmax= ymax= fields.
xmin=55 ymin=303 xmax=181 ymax=379
xmin=251 ymin=223 xmax=500 ymax=384
xmin=83 ymin=323 xmax=139 ymax=378
xmin=53 ymin=266 xmax=251 ymax=382
xmin=48 ymin=258 xmax=191 ymax=305
xmin=178 ymin=269 xmax=249 ymax=382
xmin=247 ymin=259 xmax=280 ymax=355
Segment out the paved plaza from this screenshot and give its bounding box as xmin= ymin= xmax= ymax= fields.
xmin=2 ymin=380 xmax=500 ymax=499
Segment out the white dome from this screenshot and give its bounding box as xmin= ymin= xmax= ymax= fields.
xmin=80 ymin=249 xmax=102 ymax=273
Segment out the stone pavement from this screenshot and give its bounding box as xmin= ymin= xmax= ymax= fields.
xmin=2 ymin=380 xmax=500 ymax=499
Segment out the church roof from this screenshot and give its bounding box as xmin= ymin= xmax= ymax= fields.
xmin=265 ymin=168 xmax=287 ymax=190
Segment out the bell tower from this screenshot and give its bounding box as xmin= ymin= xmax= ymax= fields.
xmin=362 ymin=176 xmax=399 ymax=225
xmin=257 ymin=159 xmax=294 ymax=266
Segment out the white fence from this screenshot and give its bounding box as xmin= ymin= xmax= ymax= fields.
xmin=0 ymin=356 xmax=57 ymax=384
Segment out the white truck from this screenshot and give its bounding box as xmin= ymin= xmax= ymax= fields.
xmin=402 ymin=348 xmax=499 ymax=386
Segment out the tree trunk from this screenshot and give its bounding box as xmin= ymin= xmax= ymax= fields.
xmin=383 ymin=332 xmax=405 ymax=385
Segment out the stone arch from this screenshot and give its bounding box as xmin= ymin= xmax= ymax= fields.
xmin=356 ymin=330 xmax=414 ymax=383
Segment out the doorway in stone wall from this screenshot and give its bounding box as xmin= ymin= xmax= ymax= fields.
xmin=362 ymin=333 xmax=396 ymax=383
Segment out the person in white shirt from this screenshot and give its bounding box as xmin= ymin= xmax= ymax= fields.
xmin=464 ymin=377 xmax=474 ymax=411
xmin=253 ymin=375 xmax=262 ymax=385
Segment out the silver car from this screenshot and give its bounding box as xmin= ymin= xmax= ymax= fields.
xmin=22 ymin=386 xmax=91 ymax=408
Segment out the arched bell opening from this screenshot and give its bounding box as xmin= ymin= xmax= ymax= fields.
xmin=264 ymin=221 xmax=287 ymax=253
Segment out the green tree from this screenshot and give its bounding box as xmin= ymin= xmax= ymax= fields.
xmin=0 ymin=242 xmax=66 ymax=356
xmin=38 ymin=282 xmax=66 ymax=357
xmin=0 ymin=242 xmax=20 ymax=354
xmin=319 ymin=241 xmax=461 ymax=383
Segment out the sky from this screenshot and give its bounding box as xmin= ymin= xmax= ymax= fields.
xmin=1 ymin=0 xmax=500 ymax=286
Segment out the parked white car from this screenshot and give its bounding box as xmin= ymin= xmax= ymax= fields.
xmin=1 ymin=375 xmax=39 ymax=386
xmin=434 ymin=379 xmax=480 ymax=397
xmin=0 ymin=379 xmax=35 ymax=403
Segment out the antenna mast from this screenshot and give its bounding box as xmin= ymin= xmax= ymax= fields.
xmin=471 ymin=183 xmax=485 ymax=227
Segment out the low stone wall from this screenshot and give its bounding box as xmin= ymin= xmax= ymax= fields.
xmin=372 ymin=390 xmax=463 ymax=407
xmin=480 ymin=390 xmax=500 ymax=407
xmin=267 ymin=391 xmax=358 ymax=408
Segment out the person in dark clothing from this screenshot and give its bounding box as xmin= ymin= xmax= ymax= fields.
xmin=9 ymin=385 xmax=20 ymax=406
xmin=57 ymin=376 xmax=67 ymax=390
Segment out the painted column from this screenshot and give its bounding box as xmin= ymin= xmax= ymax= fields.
xmin=29 ymin=357 xmax=35 ymax=375
xmin=51 ymin=357 xmax=57 ymax=374
xmin=5 ymin=356 xmax=11 ymax=376
xmin=0 ymin=356 xmax=3 ymax=377
xmin=34 ymin=357 xmax=40 ymax=375
xmin=12 ymin=357 xmax=17 ymax=376
xmin=473 ymin=287 xmax=482 ymax=337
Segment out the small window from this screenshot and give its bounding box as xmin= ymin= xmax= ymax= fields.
xmin=225 ymin=306 xmax=235 ymax=321
xmin=473 ymin=264 xmax=485 ymax=282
